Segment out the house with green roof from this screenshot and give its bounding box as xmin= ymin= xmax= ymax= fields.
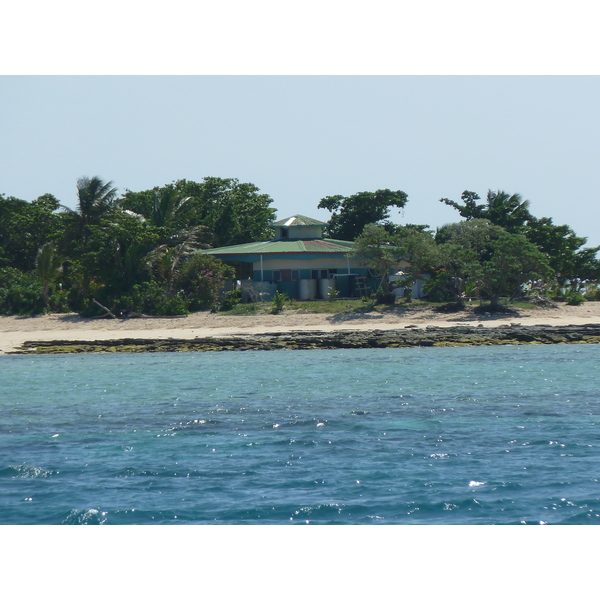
xmin=203 ymin=214 xmax=384 ymax=301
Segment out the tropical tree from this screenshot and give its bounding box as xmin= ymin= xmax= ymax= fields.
xmin=0 ymin=267 xmax=45 ymax=315
xmin=393 ymin=225 xmax=439 ymax=277
xmin=350 ymin=224 xmax=407 ymax=295
xmin=440 ymin=189 xmax=532 ymax=233
xmin=436 ymin=220 xmax=553 ymax=310
xmin=479 ymin=230 xmax=553 ymax=309
xmin=61 ymin=176 xmax=119 ymax=246
xmin=524 ymin=217 xmax=600 ymax=290
xmin=121 ymin=186 xmax=193 ymax=231
xmin=441 ymin=188 xmax=600 ymax=292
xmin=122 ymin=177 xmax=276 ymax=248
xmin=433 ymin=221 xmax=489 ymax=306
xmin=35 ymin=242 xmax=63 ymax=308
xmin=149 ymin=187 xmax=193 ymax=231
xmin=318 ymin=188 xmax=408 ymax=241
xmin=174 ymin=177 xmax=276 ymax=247
xmin=0 ymin=193 xmax=65 ymax=271
xmin=144 ymin=227 xmax=210 ymax=296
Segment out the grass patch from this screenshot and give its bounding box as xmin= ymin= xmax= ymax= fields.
xmin=289 ymin=299 xmax=367 ymax=314
xmin=507 ymin=300 xmax=541 ymax=310
xmin=218 ymin=298 xmax=369 ymax=315
xmin=219 ymin=302 xmax=266 ymax=315
xmin=217 ymin=296 xmax=542 ymax=316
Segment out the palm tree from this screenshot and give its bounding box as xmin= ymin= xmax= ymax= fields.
xmin=76 ymin=176 xmax=118 ymax=224
xmin=144 ymin=229 xmax=209 ymax=296
xmin=440 ymin=189 xmax=532 ymax=234
xmin=149 ymin=187 xmax=193 ymax=230
xmin=485 ymin=190 xmax=531 ymax=233
xmin=61 ymin=176 xmax=119 ymax=244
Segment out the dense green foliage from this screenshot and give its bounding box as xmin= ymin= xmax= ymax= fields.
xmin=350 ymin=224 xmax=406 ymax=293
xmin=435 ymin=220 xmax=553 ymax=309
xmin=0 ymin=177 xmax=270 ymax=315
xmin=0 ymin=193 xmax=66 ymax=271
xmin=440 ymin=190 xmax=532 ymax=233
xmin=344 ymin=187 xmax=599 ymax=310
xmin=318 ymin=188 xmax=408 ymax=240
xmin=122 ymin=177 xmax=276 ymax=247
xmin=1 ymin=178 xmax=599 ymax=316
xmin=440 ymin=189 xmax=600 ymax=297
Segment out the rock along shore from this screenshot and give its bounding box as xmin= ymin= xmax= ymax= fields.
xmin=11 ymin=323 xmax=600 ymax=354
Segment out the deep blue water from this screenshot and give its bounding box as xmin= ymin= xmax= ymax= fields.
xmin=1 ymin=344 xmax=600 ymax=524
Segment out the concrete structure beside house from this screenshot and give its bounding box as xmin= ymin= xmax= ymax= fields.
xmin=203 ymin=215 xmax=376 ymax=301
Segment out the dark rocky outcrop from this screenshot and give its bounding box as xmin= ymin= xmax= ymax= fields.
xmin=11 ymin=323 xmax=600 ymax=354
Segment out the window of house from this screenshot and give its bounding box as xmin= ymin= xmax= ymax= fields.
xmin=273 ymin=271 xmax=281 ymax=282
xmin=291 ymin=270 xmax=300 ymax=281
xmin=312 ymin=269 xmax=337 ymax=279
xmin=280 ymin=228 xmax=289 ymax=239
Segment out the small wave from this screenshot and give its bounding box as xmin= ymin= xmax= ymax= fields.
xmin=165 ymin=418 xmax=218 ymax=432
xmin=517 ymin=520 xmax=550 ymax=525
xmin=469 ymin=480 xmax=487 ymax=487
xmin=62 ymin=508 xmax=108 ymax=525
xmin=114 ymin=467 xmax=193 ymax=478
xmin=1 ymin=464 xmax=55 ymax=479
xmin=497 ymin=481 xmax=523 ymax=490
xmin=554 ymin=510 xmax=600 ymax=524
xmin=290 ymin=503 xmax=345 ymax=521
xmin=264 ymin=418 xmax=330 ymax=430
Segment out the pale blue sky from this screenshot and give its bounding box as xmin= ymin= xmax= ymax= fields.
xmin=2 ymin=76 xmax=599 ymax=245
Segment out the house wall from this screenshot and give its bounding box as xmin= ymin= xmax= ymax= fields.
xmin=240 ymin=255 xmax=417 ymax=301
xmin=249 ymin=256 xmax=392 ymax=299
xmin=252 ymin=257 xmax=358 ymax=280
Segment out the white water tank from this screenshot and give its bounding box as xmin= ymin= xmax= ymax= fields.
xmin=299 ymin=279 xmax=317 ymax=300
xmin=319 ymin=278 xmax=336 ymax=299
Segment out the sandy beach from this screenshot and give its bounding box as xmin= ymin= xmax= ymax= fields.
xmin=3 ymin=302 xmax=600 ymax=354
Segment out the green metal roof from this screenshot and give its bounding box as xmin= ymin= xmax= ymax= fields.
xmin=204 ymin=237 xmax=354 ymax=258
xmin=270 ymin=215 xmax=327 ymax=228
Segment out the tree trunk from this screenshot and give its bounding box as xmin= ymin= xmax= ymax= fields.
xmin=489 ymin=294 xmax=502 ymax=310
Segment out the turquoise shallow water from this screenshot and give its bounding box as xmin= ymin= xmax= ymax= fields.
xmin=1 ymin=344 xmax=600 ymax=524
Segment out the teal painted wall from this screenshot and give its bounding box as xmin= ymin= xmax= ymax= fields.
xmin=276 ymin=280 xmax=299 ymax=298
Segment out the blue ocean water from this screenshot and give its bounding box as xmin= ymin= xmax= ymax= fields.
xmin=1 ymin=344 xmax=600 ymax=525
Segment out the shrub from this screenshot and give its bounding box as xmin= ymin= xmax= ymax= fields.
xmin=120 ymin=281 xmax=188 ymax=316
xmin=219 ymin=289 xmax=242 ymax=311
xmin=271 ymin=291 xmax=288 ymax=314
xmin=177 ymin=254 xmax=235 ymax=311
xmin=327 ymin=287 xmax=339 ymax=301
xmin=375 ymin=287 xmax=396 ymax=305
xmin=421 ymin=273 xmax=453 ymax=302
xmin=48 ymin=288 xmax=71 ymax=313
xmin=566 ymin=291 xmax=586 ymax=306
xmin=0 ymin=267 xmax=45 ymax=315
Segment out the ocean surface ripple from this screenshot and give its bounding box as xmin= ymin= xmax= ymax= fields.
xmin=1 ymin=344 xmax=600 ymax=524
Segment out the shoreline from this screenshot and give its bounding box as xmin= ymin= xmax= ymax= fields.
xmin=12 ymin=323 xmax=600 ymax=354
xmin=4 ymin=302 xmax=600 ymax=354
